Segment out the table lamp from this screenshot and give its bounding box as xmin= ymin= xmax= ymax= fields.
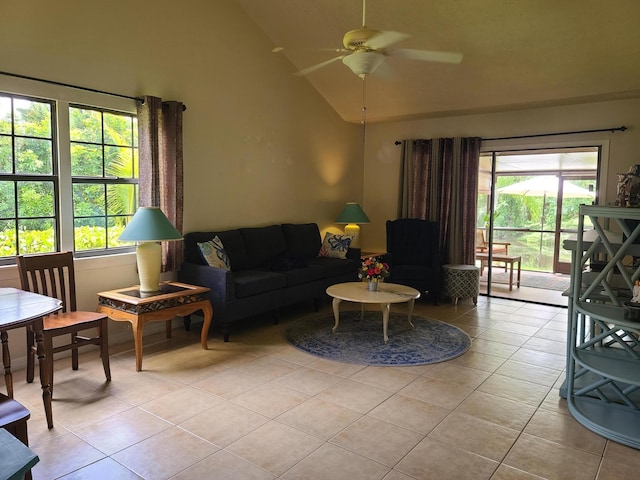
xmin=336 ymin=202 xmax=370 ymax=248
xmin=118 ymin=207 xmax=183 ymax=292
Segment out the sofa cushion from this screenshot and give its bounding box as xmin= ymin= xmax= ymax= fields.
xmin=240 ymin=225 xmax=287 ymax=269
xmin=318 ymin=232 xmax=354 ymax=259
xmin=308 ymin=257 xmax=358 ymax=277
xmin=282 ymin=223 xmax=322 ymax=259
xmin=233 ymin=269 xmax=286 ymax=298
xmin=282 ymin=264 xmax=325 ymax=286
xmin=216 ymin=230 xmax=250 ymax=271
xmin=197 ymin=236 xmax=231 ymax=270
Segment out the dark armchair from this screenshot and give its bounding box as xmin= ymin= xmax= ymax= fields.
xmin=385 ymin=219 xmax=442 ymax=303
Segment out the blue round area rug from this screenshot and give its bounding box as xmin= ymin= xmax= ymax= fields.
xmin=285 ymin=311 xmax=471 ymax=366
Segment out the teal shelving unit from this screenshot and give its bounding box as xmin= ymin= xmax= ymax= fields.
xmin=564 ymin=205 xmax=640 ymax=449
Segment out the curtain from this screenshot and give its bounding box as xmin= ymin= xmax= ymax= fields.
xmin=137 ymin=95 xmax=184 ymax=272
xmin=398 ymin=136 xmax=481 ymax=265
xmin=398 ymin=139 xmax=432 ymax=218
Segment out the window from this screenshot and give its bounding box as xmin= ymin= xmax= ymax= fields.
xmin=70 ymin=105 xmax=138 ymax=252
xmin=0 ymin=91 xmax=138 ymax=263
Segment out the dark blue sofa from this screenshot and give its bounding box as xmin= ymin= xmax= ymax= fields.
xmin=178 ymin=223 xmax=359 ymax=341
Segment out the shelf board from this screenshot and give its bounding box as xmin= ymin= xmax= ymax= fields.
xmin=569 ymin=396 xmax=640 ymax=449
xmin=573 ymin=349 xmax=640 ymax=386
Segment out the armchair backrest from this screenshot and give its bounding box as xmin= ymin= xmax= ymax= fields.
xmin=386 ymin=219 xmax=440 ymax=266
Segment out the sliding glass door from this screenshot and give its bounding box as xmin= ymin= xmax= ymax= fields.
xmin=477 ymin=146 xmax=599 ymax=297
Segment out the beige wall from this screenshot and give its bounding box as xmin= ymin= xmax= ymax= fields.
xmin=362 ymin=98 xmax=640 ymax=251
xmin=0 ymin=1 xmax=362 ymax=360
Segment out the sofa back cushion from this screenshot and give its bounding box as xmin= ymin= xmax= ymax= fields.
xmin=240 ymin=225 xmax=287 ymax=269
xmin=183 ymin=229 xmax=250 ymax=271
xmin=282 ymin=223 xmax=322 ymax=259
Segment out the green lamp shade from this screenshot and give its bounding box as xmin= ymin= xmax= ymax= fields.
xmin=335 ymin=202 xmax=370 ymax=224
xmin=119 ymin=207 xmax=182 ymax=242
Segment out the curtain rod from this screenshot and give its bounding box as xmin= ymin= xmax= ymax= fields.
xmin=0 ymin=70 xmax=187 ymax=111
xmin=394 ymin=125 xmax=627 ymax=145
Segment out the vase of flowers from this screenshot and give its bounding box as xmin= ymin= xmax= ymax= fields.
xmin=359 ymin=257 xmax=389 ymax=291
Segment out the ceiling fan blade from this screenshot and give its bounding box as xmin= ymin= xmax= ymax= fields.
xmin=365 ymin=30 xmax=410 ymax=50
xmin=293 ymin=55 xmax=345 ymax=76
xmin=391 ymin=48 xmax=463 ymax=64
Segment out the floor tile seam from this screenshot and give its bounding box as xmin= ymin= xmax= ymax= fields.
xmin=35 ymin=431 xmax=110 ymax=478
xmin=276 ymin=441 xmax=392 ymax=480
xmin=322 ymin=435 xmax=403 ymax=471
xmin=498 ymin=357 xmax=565 ymax=375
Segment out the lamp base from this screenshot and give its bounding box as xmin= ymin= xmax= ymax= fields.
xmin=136 ymin=242 xmax=162 ymax=293
xmin=344 ymin=223 xmax=361 ymax=248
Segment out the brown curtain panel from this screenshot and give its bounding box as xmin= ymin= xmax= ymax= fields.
xmin=137 ymin=95 xmax=184 ymax=272
xmin=398 ymin=139 xmax=432 ymax=218
xmin=398 ymin=136 xmax=481 ymax=265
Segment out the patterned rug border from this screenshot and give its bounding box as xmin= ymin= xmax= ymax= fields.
xmin=284 ymin=311 xmax=471 ymax=366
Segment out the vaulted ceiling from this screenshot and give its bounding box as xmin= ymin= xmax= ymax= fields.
xmin=236 ymin=0 xmax=640 ymax=123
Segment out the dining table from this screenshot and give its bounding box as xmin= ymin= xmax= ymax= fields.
xmin=0 ymin=287 xmax=62 ymax=429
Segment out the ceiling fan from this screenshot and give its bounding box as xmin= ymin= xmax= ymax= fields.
xmin=294 ymin=0 xmax=463 ymax=78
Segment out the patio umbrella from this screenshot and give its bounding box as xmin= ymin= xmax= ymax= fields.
xmin=496 ymin=176 xmax=594 ymax=253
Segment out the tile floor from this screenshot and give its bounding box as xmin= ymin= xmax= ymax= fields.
xmin=6 ymin=296 xmax=640 ymax=479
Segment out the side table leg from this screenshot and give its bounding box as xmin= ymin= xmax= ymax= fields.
xmin=34 ymin=319 xmax=53 ymax=429
xmin=200 ymin=301 xmax=213 ymax=350
xmin=331 ymin=298 xmax=342 ymax=333
xmin=133 ymin=319 xmax=144 ymax=372
xmin=381 ymin=303 xmax=391 ymax=344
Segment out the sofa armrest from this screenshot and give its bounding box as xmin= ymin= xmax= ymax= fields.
xmin=346 ymin=247 xmax=361 ymax=260
xmin=178 ymin=262 xmax=235 ymax=303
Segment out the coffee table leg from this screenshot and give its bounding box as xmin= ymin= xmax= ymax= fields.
xmin=381 ymin=303 xmax=390 ymax=344
xmin=331 ymin=297 xmax=342 ymax=333
xmin=407 ymin=299 xmax=416 ymax=329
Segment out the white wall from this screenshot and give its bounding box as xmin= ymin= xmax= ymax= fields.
xmin=362 ymin=98 xmax=640 ymax=251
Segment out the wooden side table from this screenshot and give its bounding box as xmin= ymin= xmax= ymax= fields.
xmin=97 ymin=282 xmax=213 ymax=371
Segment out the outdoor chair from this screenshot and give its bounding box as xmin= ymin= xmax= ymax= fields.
xmin=16 ymin=252 xmax=111 ymax=396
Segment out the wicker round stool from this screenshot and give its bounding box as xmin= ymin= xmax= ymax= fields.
xmin=442 ymin=264 xmax=480 ymax=305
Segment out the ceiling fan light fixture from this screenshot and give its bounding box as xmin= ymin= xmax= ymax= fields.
xmin=342 ymin=51 xmax=385 ymax=77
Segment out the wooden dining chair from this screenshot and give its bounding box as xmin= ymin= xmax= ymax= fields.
xmin=16 ymin=252 xmax=111 ymax=395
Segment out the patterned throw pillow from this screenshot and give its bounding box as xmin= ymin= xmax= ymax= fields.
xmin=197 ymin=236 xmax=231 ymax=270
xmin=318 ymin=232 xmax=354 ymax=259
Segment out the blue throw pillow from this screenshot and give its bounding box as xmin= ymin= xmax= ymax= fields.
xmin=318 ymin=232 xmax=354 ymax=259
xmin=198 ymin=236 xmax=231 ymax=270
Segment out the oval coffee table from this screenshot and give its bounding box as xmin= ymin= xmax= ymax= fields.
xmin=326 ymin=282 xmax=421 ymax=343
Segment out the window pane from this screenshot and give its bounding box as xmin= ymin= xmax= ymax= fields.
xmin=17 ymin=181 xmax=54 ymax=217
xmin=0 ymin=219 xmax=16 ymax=257
xmin=18 ymin=218 xmax=55 ymax=254
xmin=70 ymin=107 xmax=102 ymax=143
xmin=0 ymin=136 xmax=12 ymax=173
xmin=13 ymin=99 xmax=52 ymax=138
xmin=107 ymin=184 xmax=136 ymax=216
xmin=71 ymin=143 xmax=103 ymax=176
xmin=107 ymin=216 xmax=128 ymax=248
xmin=74 ymin=217 xmax=106 ymax=251
xmin=104 ymin=112 xmax=133 ymax=146
xmin=73 ymin=183 xmax=105 ymax=217
xmin=0 ymin=97 xmax=11 ymax=135
xmin=105 ymin=146 xmax=134 ymax=177
xmin=15 ymin=137 xmax=53 ymax=174
xmin=0 ymin=181 xmax=16 ymax=218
